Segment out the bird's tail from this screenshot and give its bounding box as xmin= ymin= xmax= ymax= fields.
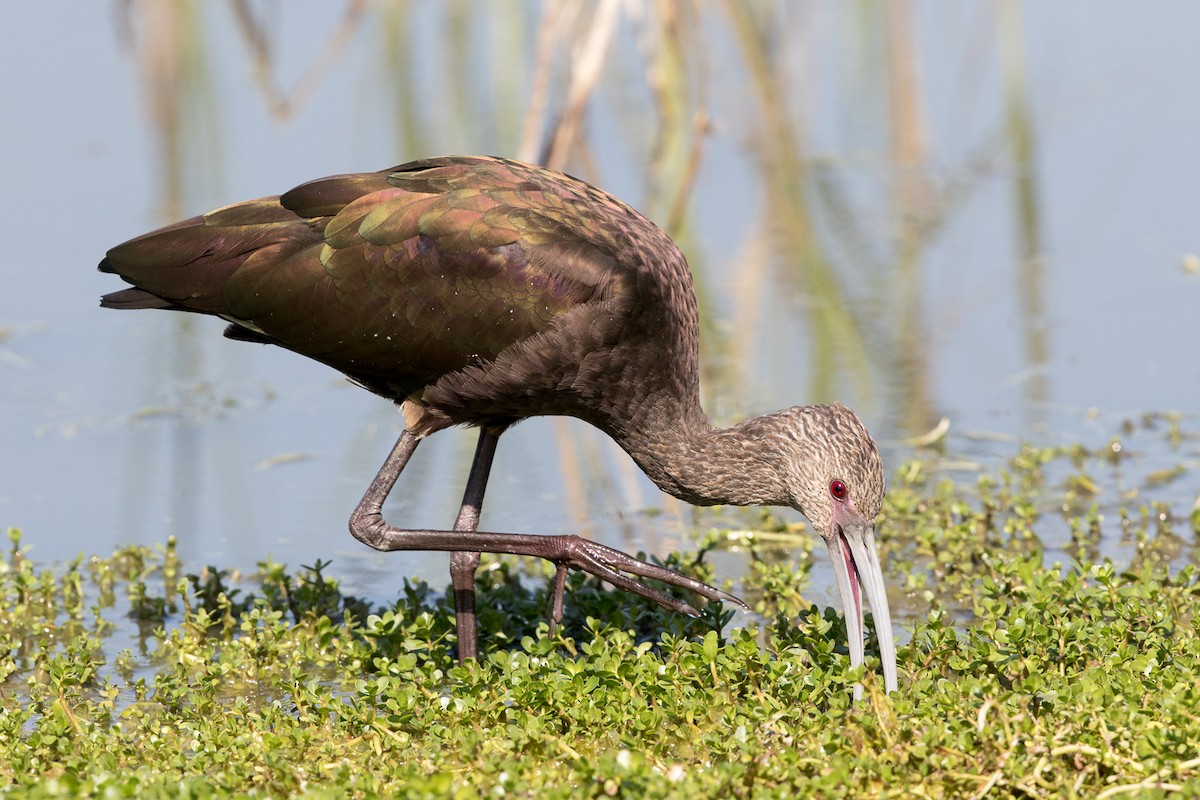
xmin=97 ymin=198 xmax=316 ymax=317
xmin=98 ymin=286 xmax=175 ymax=310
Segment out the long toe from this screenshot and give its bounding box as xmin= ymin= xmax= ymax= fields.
xmin=556 ymin=536 xmax=746 ymax=614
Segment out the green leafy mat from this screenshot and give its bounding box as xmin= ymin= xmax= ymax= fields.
xmin=2 ymin=435 xmax=1198 ymax=798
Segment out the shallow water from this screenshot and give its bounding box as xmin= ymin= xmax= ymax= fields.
xmin=2 ymin=2 xmax=1197 ymax=617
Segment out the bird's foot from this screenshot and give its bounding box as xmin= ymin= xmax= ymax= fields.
xmin=545 ymin=535 xmax=747 ymax=617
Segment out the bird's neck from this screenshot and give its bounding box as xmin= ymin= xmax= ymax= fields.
xmin=609 ymin=402 xmax=793 ymax=508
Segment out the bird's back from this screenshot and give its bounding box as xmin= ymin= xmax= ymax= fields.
xmin=100 ymin=156 xmax=701 ymax=435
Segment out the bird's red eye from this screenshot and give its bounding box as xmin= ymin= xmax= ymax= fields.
xmin=829 ymin=480 xmax=847 ymax=500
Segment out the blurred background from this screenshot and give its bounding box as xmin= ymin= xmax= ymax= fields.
xmin=2 ymin=1 xmax=1197 ymax=609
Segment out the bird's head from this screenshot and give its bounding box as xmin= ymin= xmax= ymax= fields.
xmin=779 ymin=403 xmax=897 ymax=698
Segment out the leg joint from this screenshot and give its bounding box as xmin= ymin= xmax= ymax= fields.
xmin=349 ymin=509 xmax=391 ymax=551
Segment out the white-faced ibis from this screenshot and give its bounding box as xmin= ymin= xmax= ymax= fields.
xmin=100 ymin=156 xmax=896 ymax=694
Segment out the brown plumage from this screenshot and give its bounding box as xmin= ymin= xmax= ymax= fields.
xmin=100 ymin=156 xmax=896 ymax=694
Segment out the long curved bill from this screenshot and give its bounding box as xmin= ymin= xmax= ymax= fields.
xmin=825 ymin=518 xmax=897 ymax=699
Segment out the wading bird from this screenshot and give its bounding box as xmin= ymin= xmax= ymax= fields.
xmin=100 ymin=156 xmax=896 ymax=694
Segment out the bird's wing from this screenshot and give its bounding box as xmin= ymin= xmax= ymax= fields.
xmin=100 ymin=157 xmax=648 ymax=403
xmin=195 ymin=160 xmax=627 ymax=397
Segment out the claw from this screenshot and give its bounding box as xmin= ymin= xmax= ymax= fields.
xmin=556 ymin=536 xmax=744 ymax=617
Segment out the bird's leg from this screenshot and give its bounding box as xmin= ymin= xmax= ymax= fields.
xmin=348 ymin=430 xmax=422 ymax=541
xmin=447 ymin=427 xmax=501 ymax=662
xmin=350 ymin=433 xmax=747 ymax=640
xmin=346 ymin=427 xmax=497 ymax=661
xmin=547 ymin=563 xmax=568 ymax=635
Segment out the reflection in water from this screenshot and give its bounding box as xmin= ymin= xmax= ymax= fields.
xmin=884 ymin=0 xmax=937 ymax=438
xmin=228 ymin=0 xmax=368 ymax=122
xmin=120 ymin=1 xmax=236 ymax=557
xmin=121 ymin=0 xmax=221 ymax=221
xmin=166 ymin=319 xmax=202 ymax=549
xmin=999 ymin=0 xmax=1050 ymax=428
xmin=723 ymin=2 xmax=874 ymax=408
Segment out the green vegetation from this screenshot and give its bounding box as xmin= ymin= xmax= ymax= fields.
xmin=2 ymin=431 xmax=1198 ymax=798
